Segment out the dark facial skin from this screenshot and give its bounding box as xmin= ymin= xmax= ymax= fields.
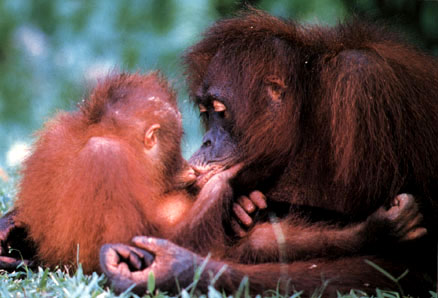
xmin=188 ymin=53 xmax=296 ymax=193
xmin=189 ymin=82 xmax=237 ymax=171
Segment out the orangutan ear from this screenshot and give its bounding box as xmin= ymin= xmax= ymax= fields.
xmin=144 ymin=124 xmax=160 ymax=150
xmin=264 ymin=75 xmax=287 ymax=102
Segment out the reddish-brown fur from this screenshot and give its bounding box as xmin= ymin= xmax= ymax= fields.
xmin=97 ymin=12 xmax=435 ymax=297
xmin=10 ymin=70 xmax=416 ymax=283
xmin=8 ymin=10 xmax=437 ymax=295
xmin=181 ymin=10 xmax=438 ymax=295
xmin=14 ymin=73 xmax=196 ymax=273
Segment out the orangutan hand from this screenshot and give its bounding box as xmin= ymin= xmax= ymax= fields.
xmin=368 ymin=194 xmax=427 ymax=242
xmin=231 ymin=191 xmax=267 ymax=237
xmin=100 ymin=236 xmax=201 ymax=294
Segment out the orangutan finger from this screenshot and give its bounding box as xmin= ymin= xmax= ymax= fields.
xmin=249 ymin=191 xmax=267 ymax=209
xmin=233 ymin=203 xmax=253 ymax=227
xmin=231 ymin=219 xmax=247 ymax=238
xmin=238 ymin=196 xmax=256 ymax=214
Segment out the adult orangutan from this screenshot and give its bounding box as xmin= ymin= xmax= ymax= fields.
xmin=100 ymin=10 xmax=438 ymax=296
xmin=0 ymin=72 xmax=420 ymax=276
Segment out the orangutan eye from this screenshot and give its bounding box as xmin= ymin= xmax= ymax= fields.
xmin=198 ymin=104 xmax=207 ymax=113
xmin=213 ymin=100 xmax=226 ymax=112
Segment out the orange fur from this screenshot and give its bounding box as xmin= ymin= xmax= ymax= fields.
xmin=15 ymin=73 xmax=194 ymax=273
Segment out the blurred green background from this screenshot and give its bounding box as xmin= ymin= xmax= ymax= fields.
xmin=0 ymin=0 xmax=437 ymax=172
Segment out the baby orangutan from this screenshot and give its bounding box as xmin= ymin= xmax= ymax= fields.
xmin=14 ymin=73 xmax=203 ymax=272
xmin=9 ymin=72 xmax=424 ymax=279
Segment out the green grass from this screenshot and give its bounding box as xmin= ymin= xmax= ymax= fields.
xmin=0 ymin=168 xmax=434 ymax=298
xmin=0 ymin=266 xmax=114 ymax=298
xmin=1 ymin=264 xmax=430 ymax=298
xmin=0 ymin=265 xmax=424 ymax=298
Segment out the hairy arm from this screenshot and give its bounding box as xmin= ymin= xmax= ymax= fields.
xmin=100 ymin=236 xmax=414 ymax=296
xmin=230 ymin=194 xmax=426 ymax=263
xmin=169 ymin=164 xmax=242 ymax=254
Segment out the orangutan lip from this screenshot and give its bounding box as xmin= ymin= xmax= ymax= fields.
xmin=194 ymin=165 xmax=227 ymax=188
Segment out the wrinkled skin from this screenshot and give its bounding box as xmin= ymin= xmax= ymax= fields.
xmin=101 ymin=237 xmax=197 ymax=295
